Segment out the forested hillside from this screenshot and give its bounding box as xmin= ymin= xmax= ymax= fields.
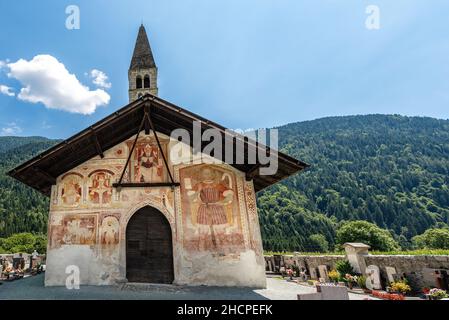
xmin=0 ymin=115 xmax=449 ymax=252
xmin=0 ymin=137 xmax=60 ymax=236
xmin=259 ymin=115 xmax=449 ymax=251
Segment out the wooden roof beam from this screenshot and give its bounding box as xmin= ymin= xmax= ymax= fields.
xmin=245 ymin=164 xmax=261 ymax=181
xmin=32 ymin=167 xmax=56 ymax=185
xmin=90 ymin=128 xmax=104 ymax=159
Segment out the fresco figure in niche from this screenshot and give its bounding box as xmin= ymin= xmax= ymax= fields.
xmin=134 ymin=142 xmax=163 ymax=183
xmin=61 ymin=175 xmax=82 ymax=206
xmin=89 ymin=171 xmax=113 ymax=205
xmin=100 ymin=215 xmax=120 ymax=245
xmin=182 ymin=165 xmax=244 ymax=253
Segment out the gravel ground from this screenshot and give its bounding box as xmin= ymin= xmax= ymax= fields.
xmin=0 ymin=274 xmax=375 ymax=300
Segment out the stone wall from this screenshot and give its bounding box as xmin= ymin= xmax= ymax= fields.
xmin=265 ymin=254 xmax=344 ymax=279
xmin=364 ymin=255 xmax=449 ymax=291
xmin=45 ymin=132 xmax=266 ymax=288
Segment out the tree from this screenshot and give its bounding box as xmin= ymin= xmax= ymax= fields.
xmin=336 ymin=220 xmax=399 ymax=251
xmin=412 ymin=228 xmax=449 ymax=249
xmin=34 ymin=234 xmax=48 ymax=254
xmin=308 ymin=234 xmax=329 ymax=252
xmin=335 ymin=259 xmax=355 ymax=276
xmin=0 ymin=233 xmax=47 ymax=254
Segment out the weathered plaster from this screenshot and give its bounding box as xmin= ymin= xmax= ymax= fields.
xmin=45 ymin=131 xmax=266 ymax=288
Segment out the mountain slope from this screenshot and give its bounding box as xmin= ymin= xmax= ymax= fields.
xmin=258 ymin=114 xmax=449 ymax=251
xmin=0 ymin=137 xmax=60 ymax=236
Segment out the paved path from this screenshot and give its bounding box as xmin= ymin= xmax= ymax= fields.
xmin=0 ymin=274 xmax=374 ymax=300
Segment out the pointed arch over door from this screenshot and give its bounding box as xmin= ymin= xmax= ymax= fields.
xmin=126 ymin=206 xmax=174 ymax=283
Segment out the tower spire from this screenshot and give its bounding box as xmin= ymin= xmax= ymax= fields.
xmin=130 ymin=24 xmax=156 ymax=70
xmin=128 ymin=24 xmax=158 ymax=101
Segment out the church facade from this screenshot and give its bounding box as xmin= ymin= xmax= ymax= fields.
xmin=9 ymin=25 xmax=307 ymax=287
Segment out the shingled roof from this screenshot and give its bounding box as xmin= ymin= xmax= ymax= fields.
xmin=129 ymin=24 xmax=156 ymax=70
xmin=7 ymin=94 xmax=309 ymax=196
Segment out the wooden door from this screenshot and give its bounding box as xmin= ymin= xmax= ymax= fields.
xmin=126 ymin=206 xmax=174 ymax=283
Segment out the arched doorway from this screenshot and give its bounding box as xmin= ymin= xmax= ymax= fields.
xmin=126 ymin=206 xmax=174 ymax=283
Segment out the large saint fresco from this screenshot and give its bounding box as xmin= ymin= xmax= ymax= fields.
xmin=180 ymin=165 xmax=245 ymax=254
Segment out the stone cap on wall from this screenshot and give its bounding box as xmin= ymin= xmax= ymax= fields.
xmin=343 ymin=243 xmax=371 ymax=249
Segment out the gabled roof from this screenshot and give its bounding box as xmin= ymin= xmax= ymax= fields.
xmin=8 ymin=94 xmax=309 ymax=196
xmin=130 ymin=24 xmax=156 ymax=70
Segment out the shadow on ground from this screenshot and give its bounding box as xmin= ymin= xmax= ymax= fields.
xmin=0 ymin=273 xmax=269 ymax=300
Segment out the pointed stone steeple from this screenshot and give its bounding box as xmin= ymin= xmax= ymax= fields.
xmin=128 ymin=24 xmax=158 ymax=101
xmin=130 ymin=24 xmax=156 ymax=70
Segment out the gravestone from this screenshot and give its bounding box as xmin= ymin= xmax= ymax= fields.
xmin=318 ymin=265 xmax=329 ymax=282
xmin=422 ymin=268 xmax=449 ymax=290
xmin=366 ymin=265 xmax=382 ymax=290
xmin=309 ymin=267 xmax=319 ymax=280
xmin=267 ymin=260 xmax=273 ymax=272
xmin=319 ymin=284 xmax=350 ymax=300
xmin=298 ymin=284 xmax=349 ymax=300
xmin=385 ymin=266 xmax=397 ymax=283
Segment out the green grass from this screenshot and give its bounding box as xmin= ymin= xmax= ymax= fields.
xmin=264 ymin=251 xmax=344 ymax=256
xmin=264 ymin=249 xmax=449 ymax=256
xmin=369 ymin=249 xmax=449 ymax=256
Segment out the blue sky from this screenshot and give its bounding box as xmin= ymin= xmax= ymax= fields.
xmin=0 ymin=0 xmax=448 ymax=139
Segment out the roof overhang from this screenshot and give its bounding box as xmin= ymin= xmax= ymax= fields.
xmin=8 ymin=94 xmax=309 ymax=196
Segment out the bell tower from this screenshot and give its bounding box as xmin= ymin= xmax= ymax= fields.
xmin=128 ymin=24 xmax=158 ymax=101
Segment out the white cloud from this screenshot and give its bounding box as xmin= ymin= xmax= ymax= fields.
xmin=0 ymin=85 xmax=15 ymax=97
xmin=1 ymin=122 xmax=22 ymax=136
xmin=6 ymin=55 xmax=110 ymax=115
xmin=90 ymin=69 xmax=111 ymax=89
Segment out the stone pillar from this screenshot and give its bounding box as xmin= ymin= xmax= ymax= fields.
xmin=343 ymin=243 xmax=370 ymax=274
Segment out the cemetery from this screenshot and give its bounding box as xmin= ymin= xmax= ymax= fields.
xmin=0 ymin=252 xmax=45 ymax=282
xmin=264 ymin=243 xmax=449 ymax=300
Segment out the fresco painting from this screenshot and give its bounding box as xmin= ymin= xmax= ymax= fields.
xmin=128 ymin=137 xmax=168 ymax=183
xmin=88 ymin=171 xmax=113 ymax=205
xmin=60 ymin=173 xmax=82 ymax=206
xmin=99 ymin=214 xmax=120 ymax=245
xmin=50 ymin=215 xmax=97 ymax=247
xmin=180 ymin=165 xmax=245 ymax=254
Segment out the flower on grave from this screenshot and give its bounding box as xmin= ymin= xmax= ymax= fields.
xmin=344 ymin=274 xmax=356 ymax=283
xmin=390 ymin=281 xmax=411 ymax=295
xmin=328 ymin=269 xmax=340 ymax=282
xmin=429 ymin=288 xmax=448 ymax=300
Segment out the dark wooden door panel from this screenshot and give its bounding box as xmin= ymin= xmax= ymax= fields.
xmin=126 ymin=206 xmax=174 ymax=283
